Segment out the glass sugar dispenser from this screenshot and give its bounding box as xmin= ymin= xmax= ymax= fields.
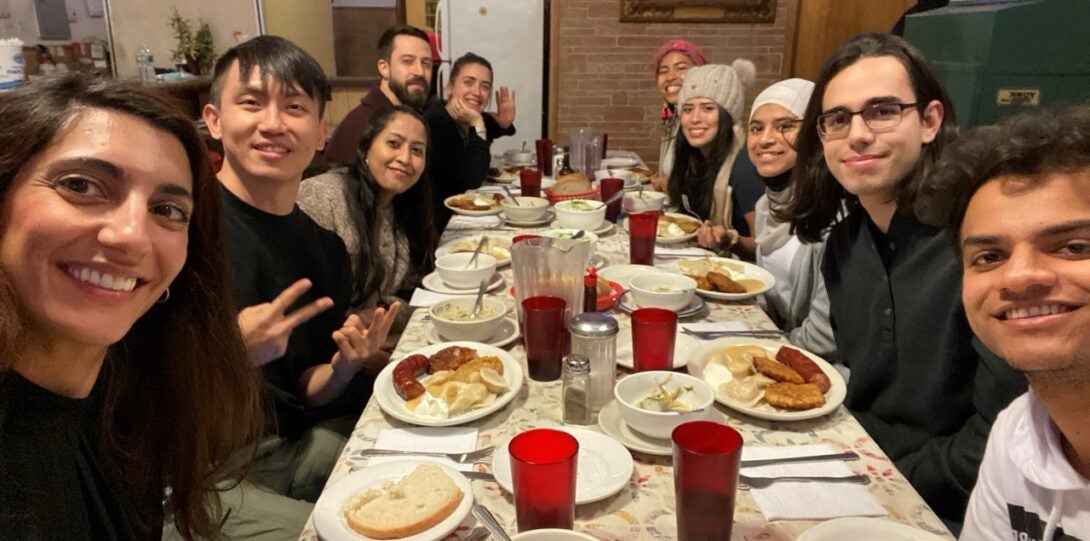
xmin=567 ymin=311 xmax=619 ymax=415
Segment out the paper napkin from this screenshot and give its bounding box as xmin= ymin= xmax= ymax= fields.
xmin=409 ymin=288 xmax=465 ymax=308
xmin=654 ymin=246 xmax=716 ymax=258
xmin=368 ymin=427 xmax=480 ymax=472
xmin=679 ymin=321 xmax=751 ymax=333
xmin=447 ymin=215 xmax=503 ymax=229
xmin=741 ymin=444 xmax=887 ymax=521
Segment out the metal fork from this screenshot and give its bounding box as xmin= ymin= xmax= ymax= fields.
xmin=738 ymin=473 xmax=870 ymax=489
xmin=680 ymin=327 xmax=785 ymax=339
xmin=350 ymin=446 xmax=495 ymax=464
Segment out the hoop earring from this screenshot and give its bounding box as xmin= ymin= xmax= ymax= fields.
xmin=157 ymin=287 xmax=171 ymax=304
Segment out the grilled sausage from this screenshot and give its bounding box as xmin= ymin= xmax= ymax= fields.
xmin=776 ymin=346 xmax=831 ymax=394
xmin=393 ymin=354 xmax=429 ymax=400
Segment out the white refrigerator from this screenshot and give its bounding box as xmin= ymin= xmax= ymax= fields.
xmin=435 ymin=0 xmax=549 ymax=154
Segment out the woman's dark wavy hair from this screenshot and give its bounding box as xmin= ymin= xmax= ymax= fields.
xmin=776 ymin=33 xmax=959 ymax=243
xmin=0 ymin=74 xmax=263 ymax=539
xmin=345 ymin=105 xmax=435 ymax=306
xmin=667 ymin=105 xmax=736 ymax=220
xmin=917 ymin=104 xmax=1090 ymax=245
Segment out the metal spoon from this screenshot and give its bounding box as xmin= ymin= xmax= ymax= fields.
xmin=502 ymin=185 xmax=520 ymax=205
xmin=603 ymin=189 xmax=625 ymax=207
xmin=571 ymin=229 xmax=586 ymax=240
xmin=465 ymin=235 xmax=489 ymax=269
xmin=471 ymin=504 xmax=513 ymax=541
xmin=469 ymin=279 xmax=489 ymax=320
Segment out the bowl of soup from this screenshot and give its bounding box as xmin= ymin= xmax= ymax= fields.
xmin=628 ymin=273 xmax=697 ymax=311
xmin=554 ymin=199 xmax=607 ymax=230
xmin=429 ymin=295 xmax=508 ymax=342
xmin=622 ymin=190 xmax=667 ymax=213
xmin=434 ymin=253 xmax=497 ymax=289
xmin=500 ymin=196 xmax=550 ymax=222
xmin=614 ymin=371 xmax=715 ymax=439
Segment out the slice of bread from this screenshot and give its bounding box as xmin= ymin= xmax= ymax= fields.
xmin=343 ymin=464 xmax=464 ymax=539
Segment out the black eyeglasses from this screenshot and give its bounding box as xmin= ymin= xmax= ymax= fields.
xmin=817 ymin=102 xmax=920 ymax=139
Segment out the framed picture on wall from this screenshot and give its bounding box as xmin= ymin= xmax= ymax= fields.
xmin=620 ymin=0 xmax=775 ymax=23
xmin=86 ymin=0 xmax=104 ymax=18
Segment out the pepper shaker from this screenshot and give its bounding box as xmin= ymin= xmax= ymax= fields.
xmin=562 ymin=354 xmax=593 ymax=425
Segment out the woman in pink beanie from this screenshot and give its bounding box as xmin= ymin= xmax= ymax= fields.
xmin=650 ymin=39 xmax=707 ymax=192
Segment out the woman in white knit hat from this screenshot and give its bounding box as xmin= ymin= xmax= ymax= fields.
xmin=749 ymin=78 xmax=836 ymax=358
xmin=666 ymin=60 xmax=757 ymax=257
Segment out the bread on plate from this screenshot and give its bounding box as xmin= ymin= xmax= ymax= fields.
xmin=342 ymin=464 xmax=464 ymax=539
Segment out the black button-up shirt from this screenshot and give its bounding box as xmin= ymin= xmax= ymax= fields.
xmin=822 ymin=208 xmax=1027 ymax=522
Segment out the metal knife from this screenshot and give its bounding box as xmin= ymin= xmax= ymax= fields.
xmin=739 ymin=451 xmax=859 ymax=468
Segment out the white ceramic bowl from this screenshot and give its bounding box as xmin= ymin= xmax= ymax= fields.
xmin=434 ymin=253 xmax=497 ymax=289
xmin=554 ymin=199 xmax=607 ymax=230
xmin=428 ymin=296 xmax=508 ymax=342
xmin=500 ymin=196 xmax=550 ymax=222
xmin=622 ymin=191 xmax=667 ymax=213
xmin=628 ymin=273 xmax=697 ymax=311
xmin=504 ymin=149 xmax=536 ymax=165
xmin=512 ymin=530 xmax=599 ymax=541
xmin=540 ymin=228 xmax=599 ymax=257
xmin=614 ymin=371 xmax=715 ymax=439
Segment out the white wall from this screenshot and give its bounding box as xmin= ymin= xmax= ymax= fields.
xmin=0 ymin=0 xmax=109 ymax=44
xmin=106 ymin=0 xmax=259 ymax=78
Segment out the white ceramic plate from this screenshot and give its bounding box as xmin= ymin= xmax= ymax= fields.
xmin=549 ymin=219 xmax=614 ymax=236
xmin=615 ymin=327 xmax=697 ymax=369
xmin=596 ymin=399 xmax=729 ymax=456
xmin=615 ymin=290 xmax=707 ymax=318
xmin=375 ymin=341 xmax=524 ymax=427
xmin=421 ymin=271 xmax=504 ymax=295
xmin=621 ymin=212 xmax=700 ymax=244
xmin=444 ymin=194 xmax=503 ymax=216
xmin=598 ymin=264 xmax=652 ymax=289
xmin=512 ymin=177 xmax=558 ymax=191
xmin=435 ymin=237 xmax=513 ymax=268
xmin=687 ymin=338 xmax=846 ymax=421
xmin=313 ymin=460 xmax=473 ymax=541
xmin=501 ymin=210 xmax=555 ymax=227
xmin=602 ymin=156 xmax=639 ymax=168
xmin=672 ymin=257 xmax=776 ymax=301
xmin=492 ymin=427 xmax=634 ymax=505
xmin=425 ymin=316 xmax=520 ymax=348
xmin=797 ymin=517 xmax=948 ymax=541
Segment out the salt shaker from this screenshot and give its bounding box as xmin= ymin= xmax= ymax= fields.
xmin=568 ymin=312 xmax=619 ymax=414
xmin=562 ymin=354 xmax=592 ymax=425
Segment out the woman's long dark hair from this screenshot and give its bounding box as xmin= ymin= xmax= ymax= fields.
xmin=346 ymin=106 xmax=436 ymax=306
xmin=667 ymin=105 xmax=736 ymax=220
xmin=0 ymin=74 xmax=263 ymax=538
xmin=776 ymin=33 xmax=959 ymax=243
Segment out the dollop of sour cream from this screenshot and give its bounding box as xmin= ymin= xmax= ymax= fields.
xmin=413 ymin=392 xmax=450 ymax=419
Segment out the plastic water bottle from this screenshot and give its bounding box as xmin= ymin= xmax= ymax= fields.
xmin=136 ymin=46 xmax=155 ymax=84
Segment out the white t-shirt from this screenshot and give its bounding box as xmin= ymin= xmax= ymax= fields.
xmin=961 ymin=392 xmax=1090 ymax=541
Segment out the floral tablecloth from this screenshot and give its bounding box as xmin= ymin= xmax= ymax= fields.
xmin=300 ymin=212 xmax=953 ymax=540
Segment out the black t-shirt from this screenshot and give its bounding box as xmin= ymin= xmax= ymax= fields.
xmin=220 ymin=185 xmax=354 ymax=437
xmin=0 ymin=371 xmax=163 ymax=540
xmin=729 ymin=150 xmax=764 ymax=236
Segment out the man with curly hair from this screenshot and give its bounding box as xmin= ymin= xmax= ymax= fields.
xmin=917 ymin=105 xmax=1090 ymax=541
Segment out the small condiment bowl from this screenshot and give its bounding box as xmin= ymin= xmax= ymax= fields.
xmin=500 ymin=196 xmax=550 ymax=222
xmin=628 ymin=273 xmax=697 ymax=311
xmin=614 ymin=371 xmax=714 ymax=439
xmin=429 ymin=296 xmax=508 ymax=342
xmin=622 ymin=190 xmax=667 ymax=213
xmin=554 ymin=199 xmax=607 ymax=230
xmin=435 ymin=253 xmax=497 ymax=289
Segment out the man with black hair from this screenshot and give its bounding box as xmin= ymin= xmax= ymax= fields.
xmin=200 ymin=35 xmax=396 ymax=537
xmin=917 ymin=105 xmax=1090 ymax=541
xmin=778 ymin=33 xmax=1025 ymax=525
xmin=325 ymin=25 xmax=433 ymax=166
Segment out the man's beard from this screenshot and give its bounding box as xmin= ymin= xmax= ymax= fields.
xmin=390 ymin=76 xmax=430 ymax=110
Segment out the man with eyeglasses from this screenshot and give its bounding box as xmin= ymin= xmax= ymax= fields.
xmin=778 ymin=33 xmax=1026 ymax=529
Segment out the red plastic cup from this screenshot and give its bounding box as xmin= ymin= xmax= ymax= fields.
xmin=672 ymin=421 xmax=743 ymax=541
xmin=520 ymin=168 xmax=543 ymax=198
xmin=512 ymin=234 xmax=542 ymax=245
xmin=535 ymin=139 xmax=553 ymax=176
xmin=522 ymin=296 xmax=567 ymax=381
xmin=510 ymin=429 xmax=579 ymax=532
xmin=631 ymin=307 xmax=677 ymax=371
xmin=599 ymin=177 xmax=624 ymax=223
xmin=628 ymin=211 xmax=659 ymax=265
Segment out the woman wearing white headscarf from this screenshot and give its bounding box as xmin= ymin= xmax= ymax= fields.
xmin=748 ymin=79 xmax=836 ymax=358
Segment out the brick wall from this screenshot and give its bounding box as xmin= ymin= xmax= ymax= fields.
xmin=555 ymin=0 xmax=798 ymax=171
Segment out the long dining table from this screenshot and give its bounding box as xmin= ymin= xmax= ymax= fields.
xmin=299 ymin=187 xmax=954 ymax=541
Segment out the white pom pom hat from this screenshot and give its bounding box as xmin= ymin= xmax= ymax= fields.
xmin=677 ymin=58 xmax=757 ymax=124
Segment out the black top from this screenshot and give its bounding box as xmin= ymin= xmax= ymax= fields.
xmin=424 ymin=100 xmax=516 ymax=230
xmin=0 ymin=371 xmax=162 ymax=540
xmin=220 ymin=185 xmax=355 ymax=437
xmin=325 ymin=86 xmax=394 ymax=166
xmin=822 ymin=208 xmax=1027 ymax=522
xmin=729 ymin=150 xmax=764 ymax=236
